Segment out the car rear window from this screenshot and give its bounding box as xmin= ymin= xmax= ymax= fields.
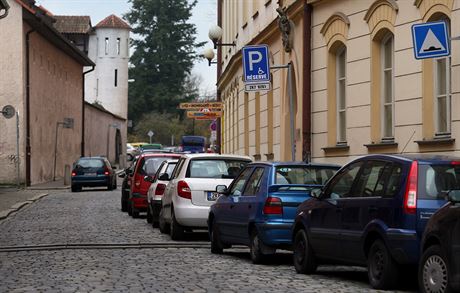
xmin=275 ymin=166 xmax=339 ymax=185
xmin=419 ymin=163 xmax=460 ymax=200
xmin=187 ymin=159 xmax=249 ymax=178
xmin=139 ymin=157 xmax=176 ymax=176
xmin=77 ymin=159 xmax=104 ymax=168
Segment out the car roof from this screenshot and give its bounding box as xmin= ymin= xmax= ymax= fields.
xmin=246 ymin=161 xmax=341 ymax=168
xmin=140 ymin=153 xmax=182 ymax=158
xmin=79 ymin=156 xmax=105 ymax=160
xmin=354 ymin=154 xmax=460 ymax=164
xmin=181 ymin=153 xmax=252 ymax=160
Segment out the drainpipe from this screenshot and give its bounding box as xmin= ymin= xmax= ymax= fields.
xmin=25 ymin=29 xmax=35 ymax=186
xmin=302 ymin=4 xmax=312 ymax=162
xmin=81 ymin=66 xmax=95 ymax=157
xmin=216 ymin=0 xmax=222 ymax=154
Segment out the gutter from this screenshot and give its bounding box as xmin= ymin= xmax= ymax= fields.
xmin=25 ymin=29 xmax=36 ymax=186
xmin=216 ymin=0 xmax=222 ymax=154
xmin=81 ymin=66 xmax=95 ymax=157
xmin=302 ymin=4 xmax=312 ymax=163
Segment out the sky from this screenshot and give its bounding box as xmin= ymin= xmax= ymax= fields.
xmin=36 ymin=0 xmax=218 ymax=96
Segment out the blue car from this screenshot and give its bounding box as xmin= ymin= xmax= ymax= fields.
xmin=292 ymin=154 xmax=460 ymax=290
xmin=71 ymin=157 xmax=117 ymax=192
xmin=208 ymin=161 xmax=340 ymax=263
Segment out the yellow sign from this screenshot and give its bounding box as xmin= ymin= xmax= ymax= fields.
xmin=187 ymin=111 xmax=222 ymax=118
xmin=179 ymin=102 xmax=223 ymax=110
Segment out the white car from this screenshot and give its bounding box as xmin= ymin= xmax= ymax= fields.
xmin=146 ymin=159 xmax=178 ymax=226
xmin=159 ymin=153 xmax=252 ymax=240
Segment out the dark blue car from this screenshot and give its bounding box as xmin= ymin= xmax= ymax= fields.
xmin=208 ymin=161 xmax=340 ymax=263
xmin=292 ymin=154 xmax=460 ymax=290
xmin=71 ymin=157 xmax=117 ymax=192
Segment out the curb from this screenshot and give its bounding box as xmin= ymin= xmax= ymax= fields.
xmin=0 ymin=193 xmax=49 ymax=220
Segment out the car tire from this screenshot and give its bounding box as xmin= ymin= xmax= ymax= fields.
xmin=250 ymin=229 xmax=271 ymax=264
xmin=146 ymin=205 xmax=153 ymax=224
xmin=127 ymin=201 xmax=133 ymax=216
xmin=107 ymin=182 xmax=113 ymax=191
xmin=293 ymin=229 xmax=317 ymax=274
xmin=210 ymin=221 xmax=224 ymax=254
xmin=71 ymin=185 xmax=81 ymax=193
xmin=121 ymin=193 xmax=128 ymax=212
xmin=367 ymin=239 xmax=399 ymax=290
xmin=131 ymin=204 xmax=139 ymax=218
xmin=170 ymin=209 xmax=184 ymax=240
xmin=158 ymin=207 xmax=169 ymax=234
xmin=419 ymin=245 xmax=452 ymax=293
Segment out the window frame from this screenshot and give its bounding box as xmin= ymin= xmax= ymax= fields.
xmin=380 ymin=33 xmax=395 ymax=140
xmin=336 ymin=45 xmax=347 ymax=144
xmin=243 ymin=167 xmax=265 ymax=196
xmin=105 ymin=37 xmax=109 ymax=55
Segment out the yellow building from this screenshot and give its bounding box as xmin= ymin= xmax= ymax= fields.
xmin=218 ymin=0 xmax=459 ymax=164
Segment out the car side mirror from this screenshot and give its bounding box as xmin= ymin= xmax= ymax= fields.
xmin=216 ymin=185 xmax=228 ymax=195
xmin=144 ymin=175 xmax=154 ymax=183
xmin=310 ymin=188 xmax=322 ymax=199
xmin=447 ymin=190 xmax=460 ymax=203
xmin=159 ymin=173 xmax=170 ymax=181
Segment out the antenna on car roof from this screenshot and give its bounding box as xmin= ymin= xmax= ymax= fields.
xmin=400 ymin=130 xmax=416 ymax=154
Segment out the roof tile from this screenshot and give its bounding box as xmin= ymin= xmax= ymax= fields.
xmin=95 ymin=14 xmax=131 ymax=30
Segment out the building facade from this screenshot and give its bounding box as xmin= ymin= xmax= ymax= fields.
xmin=218 ymin=0 xmax=459 ymax=164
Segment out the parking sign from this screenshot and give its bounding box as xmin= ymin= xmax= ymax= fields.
xmin=242 ymin=45 xmax=270 ymax=83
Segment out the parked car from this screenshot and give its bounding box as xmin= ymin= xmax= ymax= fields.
xmin=208 ymin=162 xmax=340 ymax=263
xmin=179 ymin=136 xmax=206 ymax=153
xmin=159 ymin=154 xmax=252 ymax=240
xmin=119 ymin=155 xmax=139 ymax=212
xmin=127 ymin=153 xmax=181 ymax=218
xmin=71 ymin=157 xmax=117 ymax=192
xmin=127 ymin=143 xmax=139 ymax=161
xmin=146 ymin=159 xmax=178 ymax=226
xmin=419 ymin=189 xmax=460 ymax=293
xmin=292 ymin=154 xmax=460 ymax=290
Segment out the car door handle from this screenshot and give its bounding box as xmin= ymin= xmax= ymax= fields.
xmin=368 ymin=207 xmax=378 ymax=212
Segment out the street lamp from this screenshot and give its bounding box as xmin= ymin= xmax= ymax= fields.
xmin=202 ymin=48 xmax=217 ymax=66
xmin=0 ymin=0 xmax=9 ymax=19
xmin=208 ymin=25 xmax=236 ymax=49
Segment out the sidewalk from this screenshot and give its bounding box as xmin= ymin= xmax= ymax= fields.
xmin=0 ymin=179 xmax=69 ymax=220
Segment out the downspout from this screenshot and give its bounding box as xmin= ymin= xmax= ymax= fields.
xmin=81 ymin=66 xmax=95 ymax=157
xmin=25 ymin=29 xmax=35 ymax=186
xmin=302 ymin=3 xmax=312 ymax=162
xmin=216 ymin=0 xmax=222 ymax=154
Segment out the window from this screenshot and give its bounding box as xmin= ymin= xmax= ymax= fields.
xmin=435 ymin=56 xmax=450 ymax=134
xmin=420 ymin=164 xmax=460 ymax=200
xmin=229 ymin=168 xmax=253 ymax=196
xmin=381 ymin=34 xmax=394 ymax=139
xmin=105 ymin=37 xmax=109 ymax=55
xmin=187 ymin=159 xmax=249 ymax=179
xmin=117 ymin=38 xmax=121 ymax=55
xmin=96 ymin=79 xmax=99 ymax=97
xmin=171 ymin=158 xmax=185 ymax=179
xmin=324 ymin=162 xmax=362 ymax=199
xmin=114 ymin=70 xmax=118 ymax=87
xmin=96 ymin=37 xmax=99 ymax=57
xmin=244 ymin=168 xmax=265 ymax=196
xmin=336 ymin=46 xmax=347 ymax=143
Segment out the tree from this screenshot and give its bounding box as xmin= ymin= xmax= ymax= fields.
xmin=125 ymin=0 xmax=204 ymax=122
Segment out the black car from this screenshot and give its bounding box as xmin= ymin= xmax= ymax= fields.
xmin=419 ymin=190 xmax=460 ymax=293
xmin=119 ymin=156 xmax=138 ymax=212
xmin=71 ymin=157 xmax=117 ymax=192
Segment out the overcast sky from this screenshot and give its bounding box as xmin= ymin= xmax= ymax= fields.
xmin=36 ymin=0 xmax=217 ymax=96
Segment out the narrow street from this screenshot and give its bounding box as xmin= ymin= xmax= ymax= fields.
xmin=0 ymin=189 xmax=417 ymax=292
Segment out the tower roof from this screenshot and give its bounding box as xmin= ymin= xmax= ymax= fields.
xmin=95 ymin=14 xmax=131 ymax=30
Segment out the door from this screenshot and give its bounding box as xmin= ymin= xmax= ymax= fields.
xmin=163 ymin=158 xmax=186 ymax=221
xmin=308 ymin=161 xmax=363 ymax=260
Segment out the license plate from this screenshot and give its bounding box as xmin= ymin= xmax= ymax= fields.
xmin=85 ymin=173 xmax=97 ymax=176
xmin=207 ymin=192 xmax=219 ymax=201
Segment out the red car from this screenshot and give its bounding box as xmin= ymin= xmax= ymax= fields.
xmin=128 ymin=153 xmax=181 ymax=218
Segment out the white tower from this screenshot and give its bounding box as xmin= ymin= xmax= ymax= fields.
xmin=85 ymin=15 xmax=131 ymax=119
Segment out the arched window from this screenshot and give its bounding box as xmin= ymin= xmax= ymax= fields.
xmin=381 ymin=34 xmax=394 ymax=139
xmin=336 ymin=45 xmax=347 ymax=143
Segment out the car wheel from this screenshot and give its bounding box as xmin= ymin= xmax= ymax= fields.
xmin=170 ymin=209 xmax=184 ymax=240
xmin=419 ymin=245 xmax=452 ymax=293
xmin=146 ymin=205 xmax=153 ymax=224
xmin=127 ymin=200 xmax=133 ymax=216
xmin=121 ymin=193 xmax=128 ymax=212
xmin=293 ymin=229 xmax=317 ymax=274
xmin=158 ymin=207 xmax=169 ymax=234
xmin=250 ymin=229 xmax=271 ymax=264
xmin=367 ymin=239 xmax=399 ymax=290
xmin=107 ymin=181 xmax=113 ymax=191
xmin=131 ymin=204 xmax=139 ymax=218
xmin=71 ymin=185 xmax=80 ymax=192
xmin=210 ymin=221 xmax=224 ymax=254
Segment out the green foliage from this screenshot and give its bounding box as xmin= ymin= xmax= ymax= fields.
xmin=130 ymin=112 xmax=211 ymax=146
xmin=125 ymin=0 xmax=205 ymax=123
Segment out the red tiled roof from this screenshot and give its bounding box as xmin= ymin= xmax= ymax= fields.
xmin=53 ymin=16 xmax=92 ymax=34
xmin=95 ymin=14 xmax=131 ymax=30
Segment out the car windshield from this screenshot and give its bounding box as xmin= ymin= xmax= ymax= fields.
xmin=275 ymin=166 xmax=339 ymax=185
xmin=187 ymin=159 xmax=249 ymax=178
xmin=140 ymin=157 xmax=175 ymax=175
xmin=419 ymin=163 xmax=460 ymax=200
xmin=76 ymin=159 xmax=104 ymax=169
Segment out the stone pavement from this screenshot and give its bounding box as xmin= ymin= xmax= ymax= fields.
xmin=0 ymin=179 xmax=68 ymax=220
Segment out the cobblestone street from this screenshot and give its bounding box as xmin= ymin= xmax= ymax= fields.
xmin=0 ymin=189 xmax=418 ymax=292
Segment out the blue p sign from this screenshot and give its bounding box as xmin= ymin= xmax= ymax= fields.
xmin=242 ymin=45 xmax=270 ymax=83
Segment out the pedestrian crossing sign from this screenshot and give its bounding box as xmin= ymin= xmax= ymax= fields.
xmin=411 ymin=21 xmax=450 ymax=59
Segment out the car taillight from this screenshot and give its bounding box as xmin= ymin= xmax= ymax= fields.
xmin=263 ymin=197 xmax=282 ymax=215
xmin=404 ymin=161 xmax=418 ymax=214
xmin=177 ymin=180 xmax=191 ymax=199
xmin=155 ymin=183 xmax=166 ymax=196
xmin=71 ymin=170 xmax=76 ymax=176
xmin=104 ymin=167 xmax=110 ymax=176
xmin=451 ymin=161 xmax=460 ymax=165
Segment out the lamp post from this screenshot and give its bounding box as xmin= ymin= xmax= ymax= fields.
xmin=208 ymin=25 xmax=236 ymax=49
xmin=202 ymin=48 xmax=217 ymax=66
